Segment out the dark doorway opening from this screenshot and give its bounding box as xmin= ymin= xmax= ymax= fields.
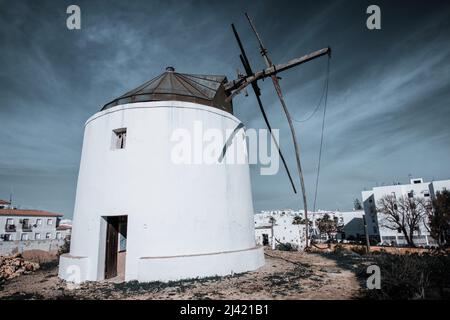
xmin=104 ymin=215 xmax=127 ymax=280
xmin=262 ymin=233 xmax=269 ymax=246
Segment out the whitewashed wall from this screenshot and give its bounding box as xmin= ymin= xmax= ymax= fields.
xmin=254 ymin=212 xmax=306 ymax=249
xmin=0 ymin=239 xmax=64 ymax=256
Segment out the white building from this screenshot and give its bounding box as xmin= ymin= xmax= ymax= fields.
xmin=362 ymin=178 xmax=450 ymax=246
xmin=0 ymin=199 xmax=11 ymax=209
xmin=56 ymin=225 xmax=72 ymax=240
xmin=309 ymin=210 xmax=365 ymax=241
xmin=59 ymin=68 xmax=264 ymax=284
xmin=254 ymin=209 xmax=365 ymax=248
xmin=254 ymin=210 xmax=306 ymax=249
xmin=0 ymin=209 xmax=63 ymax=243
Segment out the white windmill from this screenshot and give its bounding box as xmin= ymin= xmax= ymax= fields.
xmin=59 ymin=14 xmax=330 ymax=283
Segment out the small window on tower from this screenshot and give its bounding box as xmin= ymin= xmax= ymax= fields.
xmin=113 ymin=128 xmax=127 ymax=149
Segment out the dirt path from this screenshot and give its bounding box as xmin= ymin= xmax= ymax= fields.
xmin=0 ymin=250 xmax=362 ymax=300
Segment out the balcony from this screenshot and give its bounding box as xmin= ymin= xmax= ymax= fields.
xmin=21 ymin=224 xmax=32 ymax=232
xmin=5 ymin=224 xmax=16 ymax=232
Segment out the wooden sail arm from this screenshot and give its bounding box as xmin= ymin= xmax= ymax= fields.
xmin=224 ymin=47 xmax=331 ymax=95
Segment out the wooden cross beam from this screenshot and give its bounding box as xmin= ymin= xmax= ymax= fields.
xmin=225 ymin=47 xmax=330 ymax=99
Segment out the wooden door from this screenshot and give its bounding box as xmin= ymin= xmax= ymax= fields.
xmin=105 ymin=217 xmax=119 ymax=279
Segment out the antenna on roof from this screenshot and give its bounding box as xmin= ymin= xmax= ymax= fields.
xmin=225 ymin=13 xmax=331 ymax=250
xmin=9 ymin=188 xmax=13 ymax=209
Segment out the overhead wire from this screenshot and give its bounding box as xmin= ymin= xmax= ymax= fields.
xmin=313 ymin=56 xmax=331 ymax=212
xmin=293 ymin=58 xmax=330 ymax=123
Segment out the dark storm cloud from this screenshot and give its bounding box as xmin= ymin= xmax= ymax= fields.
xmin=0 ymin=0 xmax=449 ymax=217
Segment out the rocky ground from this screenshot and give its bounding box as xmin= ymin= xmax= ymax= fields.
xmin=0 ymin=249 xmax=364 ymax=300
xmin=0 ymin=254 xmax=40 ymax=282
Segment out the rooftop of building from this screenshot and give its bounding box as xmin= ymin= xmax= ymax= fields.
xmin=56 ymin=224 xmax=72 ymax=230
xmin=367 ymin=178 xmax=450 ymax=190
xmin=0 ymin=209 xmax=62 ymax=217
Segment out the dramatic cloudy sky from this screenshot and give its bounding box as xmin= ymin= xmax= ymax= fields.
xmin=0 ymin=0 xmax=449 ymax=218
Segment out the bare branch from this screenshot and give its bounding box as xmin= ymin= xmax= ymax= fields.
xmin=376 ymin=194 xmax=430 ymax=247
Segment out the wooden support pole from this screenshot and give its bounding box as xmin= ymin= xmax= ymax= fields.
xmin=363 ymin=215 xmax=371 ymax=253
xmin=242 ymin=13 xmax=332 ymax=250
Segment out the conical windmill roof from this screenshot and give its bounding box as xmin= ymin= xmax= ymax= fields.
xmin=102 ymin=67 xmax=233 ymax=113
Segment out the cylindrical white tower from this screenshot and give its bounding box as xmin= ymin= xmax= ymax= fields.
xmin=59 ymin=68 xmax=264 ymax=283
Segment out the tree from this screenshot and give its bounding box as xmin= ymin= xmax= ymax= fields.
xmin=316 ymin=213 xmax=339 ymax=241
xmin=292 ymin=215 xmax=305 ymax=225
xmin=268 ymin=216 xmax=276 ymax=226
xmin=428 ymin=190 xmax=450 ymax=247
xmin=354 ymin=198 xmax=363 ymax=210
xmin=377 ymin=195 xmax=431 ymax=247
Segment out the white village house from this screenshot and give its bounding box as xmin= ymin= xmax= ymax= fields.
xmin=0 ymin=205 xmax=66 ymax=255
xmin=0 ymin=199 xmax=11 ymax=209
xmin=254 ymin=210 xmax=307 ymax=250
xmin=311 ymin=210 xmax=366 ymax=242
xmin=362 ymin=178 xmax=450 ymax=246
xmin=59 ymin=67 xmax=264 ymax=283
xmin=56 ymin=223 xmax=72 ymax=241
xmin=254 ymin=209 xmax=365 ymax=248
